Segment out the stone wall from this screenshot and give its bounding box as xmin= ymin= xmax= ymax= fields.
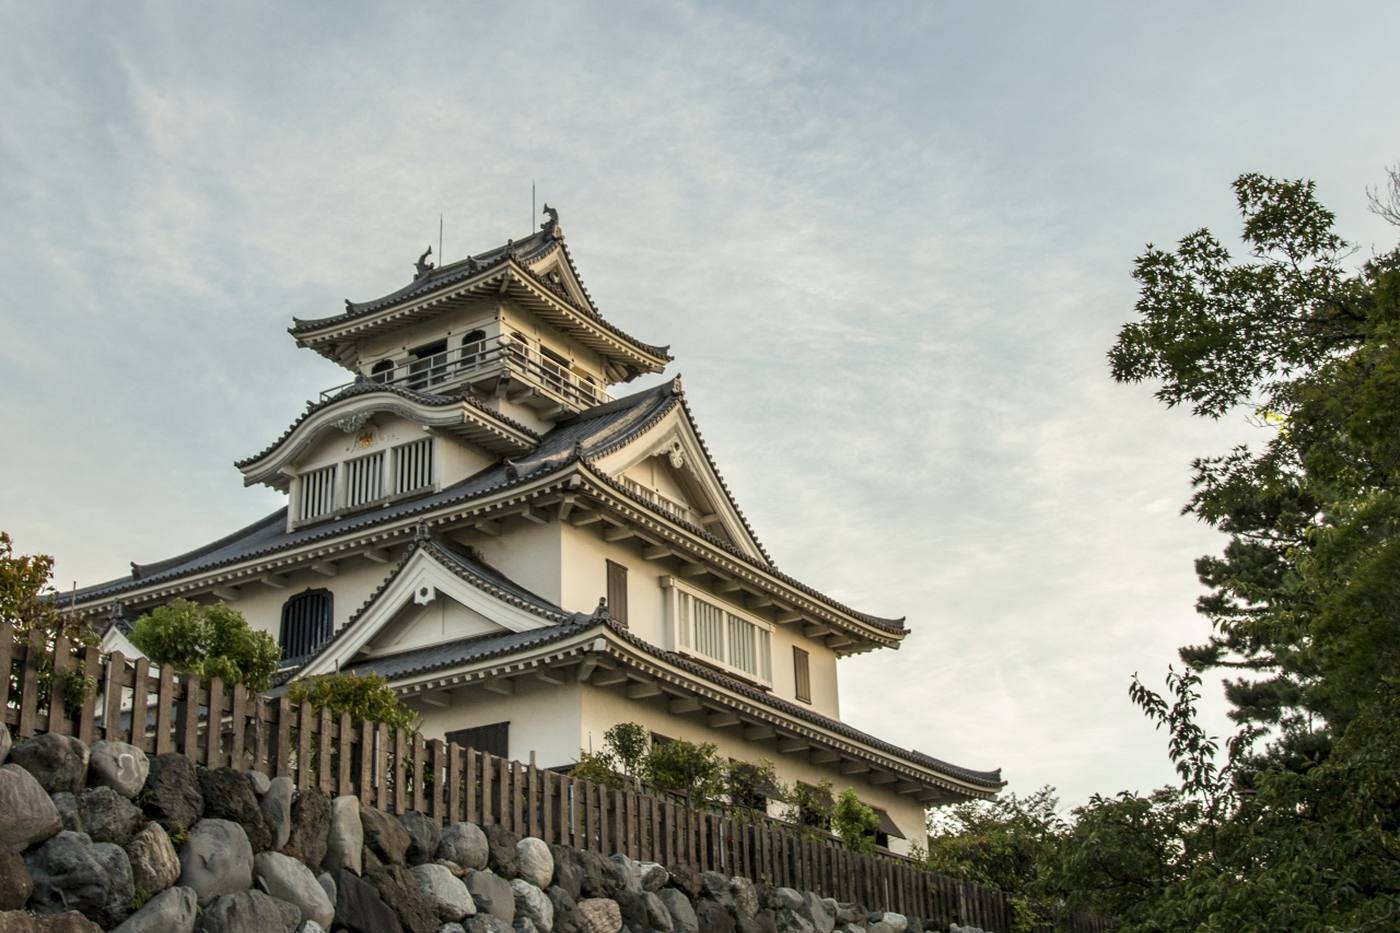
xmin=0 ymin=724 xmax=993 ymax=933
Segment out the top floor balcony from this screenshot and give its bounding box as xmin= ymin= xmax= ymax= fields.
xmin=319 ymin=334 xmax=613 ymax=413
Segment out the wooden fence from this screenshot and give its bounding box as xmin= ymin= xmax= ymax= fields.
xmin=0 ymin=624 xmax=1109 ymax=933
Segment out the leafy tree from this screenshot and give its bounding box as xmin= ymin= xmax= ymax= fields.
xmin=643 ymin=736 xmax=727 ymax=809
xmin=831 ymin=788 xmax=879 ymax=853
xmin=925 ymin=786 xmax=1065 ymax=909
xmin=130 ymin=598 xmax=280 ymax=692
xmin=287 ymin=671 xmax=419 ymax=731
xmin=1 ymin=532 xmax=97 ymax=710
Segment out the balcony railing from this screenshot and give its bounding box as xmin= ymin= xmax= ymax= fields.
xmin=320 ymin=335 xmax=612 ymax=410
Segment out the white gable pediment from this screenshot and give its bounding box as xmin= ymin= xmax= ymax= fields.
xmin=297 ymin=545 xmax=561 ymax=679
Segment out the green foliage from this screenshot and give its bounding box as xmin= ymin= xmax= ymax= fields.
xmin=287 ymin=672 xmax=419 ymax=731
xmin=926 ymin=786 xmax=1065 ymax=906
xmin=130 ymin=598 xmax=280 ymax=692
xmin=644 ymin=736 xmax=726 ymax=807
xmin=0 ymin=531 xmax=97 ymax=712
xmin=785 ymin=779 xmax=835 ymax=831
xmin=831 ymin=788 xmax=878 ymax=853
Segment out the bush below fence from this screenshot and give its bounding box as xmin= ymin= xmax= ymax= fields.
xmin=0 ymin=622 xmax=1108 ymax=933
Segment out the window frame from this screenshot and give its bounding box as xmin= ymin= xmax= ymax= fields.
xmin=793 ymin=645 xmax=812 ymax=704
xmin=607 ymin=560 xmax=629 ymax=626
xmin=279 ymin=588 xmax=334 ymax=661
xmin=660 ymin=576 xmax=774 ymax=686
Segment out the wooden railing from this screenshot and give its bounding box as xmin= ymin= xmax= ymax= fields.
xmin=0 ymin=623 xmax=1108 ymax=933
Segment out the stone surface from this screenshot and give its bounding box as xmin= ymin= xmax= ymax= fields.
xmin=255 ymin=851 xmax=336 ymax=930
xmin=0 ymin=850 xmax=32 ymax=910
xmin=361 ymin=803 xmax=411 ymax=865
xmin=483 ymin=825 xmax=519 ymax=879
xmin=877 ymin=913 xmax=907 ymax=932
xmin=77 ymin=786 xmax=143 ymax=846
xmin=462 ymin=919 xmax=512 ymax=933
xmin=512 ymin=879 xmax=554 ymax=932
xmin=287 ymin=788 xmax=330 ymax=869
xmin=296 ymin=923 xmax=324 ymax=933
xmin=0 ymin=723 xmax=9 ymax=764
xmin=366 ymin=864 xmax=440 ymax=933
xmin=177 ymin=818 xmax=253 ymax=904
xmin=9 ymin=734 xmax=89 ymax=795
xmin=516 ymin=838 xmax=553 ymax=890
xmin=695 ymin=899 xmax=736 ymax=933
xmin=772 ymin=889 xmax=804 ymax=912
xmin=638 ymin=862 xmax=668 ymax=893
xmin=52 ymin=793 xmax=81 ymax=833
xmin=126 ymin=822 xmax=180 ymax=894
xmin=657 ymin=889 xmax=697 ymax=933
xmin=440 ymin=823 xmax=490 ymax=872
xmin=0 ymin=910 xmax=104 ymax=932
xmin=576 ymin=852 xmax=624 ymax=899
xmin=323 ymin=796 xmax=362 ymax=875
xmin=260 ymin=777 xmax=294 ymax=852
xmin=464 ymin=871 xmax=515 ymax=923
xmin=399 ymin=811 xmax=441 ymax=866
xmin=411 ymin=863 xmax=476 ymax=922
xmin=198 ymin=768 xmax=272 ymax=852
xmin=574 ymin=899 xmax=621 ymax=933
xmin=0 ymin=763 xmax=62 ymax=853
xmin=333 ymin=867 xmax=403 ymax=933
xmin=316 ymin=871 xmax=335 ymax=907
xmin=731 ymin=877 xmax=758 ymax=926
xmin=548 ymin=846 xmax=582 ymax=901
xmin=546 ymin=885 xmax=577 ymax=933
xmin=246 ymin=771 xmax=271 ymax=796
xmin=87 ymin=741 xmax=149 ymax=799
xmin=802 ymin=893 xmax=835 ymax=933
xmin=199 ymin=889 xmax=301 ymax=933
xmin=609 ymin=856 xmax=642 ymax=895
xmin=110 ymin=885 xmax=197 ymax=933
xmin=139 ymin=755 xmax=203 ymax=834
xmin=24 ymin=831 xmax=133 ymax=929
xmin=664 ymin=864 xmax=701 ymax=900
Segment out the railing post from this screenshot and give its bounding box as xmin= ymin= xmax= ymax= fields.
xmin=45 ymin=633 xmax=71 ymax=735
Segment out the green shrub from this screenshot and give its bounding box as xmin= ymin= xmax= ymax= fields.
xmin=831 ymin=788 xmax=878 ymax=853
xmin=287 ymin=671 xmax=419 ymax=731
xmin=130 ymin=599 xmax=280 ymax=691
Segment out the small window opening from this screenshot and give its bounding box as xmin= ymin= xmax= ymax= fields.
xmin=279 ymin=589 xmax=333 ymax=660
xmin=606 ymin=560 xmax=629 ymax=626
xmin=370 ymin=359 xmax=396 ymax=384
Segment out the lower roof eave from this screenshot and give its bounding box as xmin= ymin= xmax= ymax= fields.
xmin=373 ymin=622 xmax=1001 ymax=803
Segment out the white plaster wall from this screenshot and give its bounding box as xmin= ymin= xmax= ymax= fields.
xmin=769 ymin=623 xmax=840 ymax=719
xmin=559 ymin=522 xmax=666 ymax=643
xmin=296 ymin=414 xmax=430 ymax=474
xmin=412 ymin=679 xmax=585 ymax=767
xmin=436 ymin=434 xmax=494 ymax=487
xmin=473 ymin=520 xmax=564 ymax=607
xmin=358 ymin=599 xmax=501 ymax=657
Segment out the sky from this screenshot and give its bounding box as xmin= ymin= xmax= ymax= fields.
xmin=3 ymin=1 xmax=1398 ymax=810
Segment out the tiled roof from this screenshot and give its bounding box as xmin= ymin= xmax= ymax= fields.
xmin=340 ymin=616 xmax=1001 ymax=790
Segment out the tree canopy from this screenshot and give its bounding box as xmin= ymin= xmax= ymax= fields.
xmin=129 ymin=598 xmax=281 ymax=692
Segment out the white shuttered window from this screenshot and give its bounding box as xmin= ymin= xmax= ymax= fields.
xmin=345 ymin=452 xmax=384 ymax=508
xmin=667 ymin=582 xmax=772 ymax=683
xmin=299 ymin=466 xmax=336 ymax=521
xmin=394 ymin=439 xmax=433 ymax=494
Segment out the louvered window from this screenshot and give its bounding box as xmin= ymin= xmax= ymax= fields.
xmin=279 ymin=589 xmax=333 ymax=660
xmin=394 ymin=439 xmax=433 ymax=494
xmin=665 ymin=581 xmax=772 ymax=683
xmin=299 ymin=466 xmax=336 ymax=522
xmin=445 ymin=722 xmax=509 ymax=758
xmin=345 ymin=452 xmax=384 ymax=509
xmin=793 ymin=647 xmax=812 ymax=703
xmin=606 ymin=560 xmax=629 ymax=626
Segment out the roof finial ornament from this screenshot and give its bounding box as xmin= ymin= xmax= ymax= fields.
xmin=594 ymin=597 xmax=610 ymax=621
xmin=541 ymin=203 xmax=561 ymax=238
xmin=414 ymin=520 xmax=431 ymax=543
xmin=414 ymin=245 xmax=435 ymax=279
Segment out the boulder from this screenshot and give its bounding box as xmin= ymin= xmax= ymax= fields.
xmin=512 ymin=879 xmax=554 ymax=932
xmin=516 ymin=838 xmax=553 ymax=890
xmin=87 ymin=741 xmax=149 ymax=799
xmin=483 ymin=825 xmax=519 ymax=879
xmin=547 ymin=846 xmax=582 ymax=901
xmin=0 ymin=723 xmax=10 ymax=763
xmin=9 ymin=734 xmax=89 ymax=795
xmin=702 ymin=872 xmax=734 ymax=906
xmin=139 ymin=755 xmax=203 ymax=834
xmin=576 ymin=852 xmax=624 ymax=899
xmin=574 ymin=899 xmax=621 ymax=933
xmin=198 ymin=889 xmax=301 ymax=933
xmin=464 ymin=871 xmax=515 ymax=923
xmin=664 ymin=864 xmax=701 ymax=900
xmin=410 ymin=863 xmax=475 ymax=922
xmin=546 ymin=885 xmax=577 ymax=933
xmin=254 ymin=851 xmax=335 ymax=930
xmin=730 ymin=877 xmax=758 ymax=927
xmin=366 ymin=864 xmax=439 ymax=933
xmin=126 ymin=822 xmax=180 ymax=893
xmin=0 ymin=911 xmax=104 ymax=932
xmin=333 ymin=867 xmax=403 ymax=933
xmin=316 ymin=871 xmax=335 ymax=907
xmin=462 ymin=919 xmax=512 ymax=933
xmin=0 ymin=763 xmax=62 ymax=852
xmin=245 ymin=771 xmax=271 ymax=796
xmin=778 ymin=911 xmax=815 ymax=933
xmin=876 ymin=913 xmax=907 ymax=932
xmin=608 ymin=855 xmax=641 ymax=895
xmin=695 ymin=900 xmax=736 ymax=933
xmin=177 ymin=818 xmax=253 ymax=904
xmin=198 ymin=768 xmax=272 ymax=852
xmin=440 ymin=823 xmax=490 ymax=872
xmin=399 ymin=811 xmax=440 ymax=866
xmin=360 ymin=803 xmax=411 ymax=865
xmin=52 ymin=793 xmax=82 ymax=833
xmin=24 ymin=831 xmax=133 ymax=929
xmin=802 ymin=893 xmax=834 ymax=933
xmin=516 ymin=920 xmax=540 ymax=933
xmin=0 ymin=850 xmax=32 ymax=910
xmin=772 ymin=889 xmax=803 ymax=912
xmin=638 ymin=862 xmax=668 ymax=893
xmin=259 ymin=777 xmax=294 ymax=853
xmin=287 ymin=788 xmax=329 ymax=869
xmin=77 ymin=786 xmax=144 ymax=845
xmin=110 ymin=885 xmax=197 ymax=933
xmin=323 ymin=796 xmax=362 ymax=875
xmin=657 ymin=889 xmax=696 ymax=933
xmin=296 ymin=924 xmax=324 ymax=933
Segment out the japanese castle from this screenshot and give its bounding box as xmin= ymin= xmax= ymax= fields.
xmin=69 ymin=208 xmax=1002 ymax=852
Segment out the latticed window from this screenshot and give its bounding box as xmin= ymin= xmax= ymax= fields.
xmin=345 ymin=452 xmax=384 ymax=509
xmin=279 ymin=589 xmax=333 ymax=660
xmin=394 ymin=439 xmax=433 ymax=494
xmin=299 ymin=466 xmax=336 ymax=522
xmin=666 ymin=582 xmax=772 ymax=683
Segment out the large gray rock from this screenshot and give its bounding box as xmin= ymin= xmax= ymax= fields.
xmin=111 ymin=885 xmax=197 ymax=933
xmin=316 ymin=871 xmax=335 ymax=907
xmin=574 ymin=898 xmax=621 ymax=933
xmin=399 ymin=811 xmax=441 ymax=866
xmin=772 ymin=888 xmax=803 ymax=912
xmin=178 ymin=818 xmax=253 ymax=904
xmin=323 ymin=796 xmax=362 ymax=875
xmin=24 ymin=831 xmax=133 ymax=928
xmin=88 ymin=741 xmax=149 ymax=799
xmin=0 ymin=762 xmax=62 ymax=852
xmin=516 ymin=838 xmax=554 ymax=890
xmin=0 ymin=722 xmax=10 ymax=763
xmin=287 ymin=788 xmax=330 ymax=869
xmin=198 ymin=889 xmax=301 ymax=933
xmin=876 ymin=913 xmax=907 ymax=932
xmin=511 ymin=879 xmax=554 ymax=932
xmin=463 ymin=919 xmax=512 ymax=933
xmin=483 ymin=825 xmax=519 ymax=879
xmin=260 ymin=777 xmax=294 ymax=852
xmin=0 ymin=849 xmax=32 ymax=910
xmin=410 ymin=863 xmax=476 ymax=921
xmin=730 ymin=877 xmax=758 ymax=926
xmin=77 ymin=786 xmax=144 ymax=845
xmin=464 ymin=870 xmax=515 ymax=923
xmin=140 ymin=754 xmax=203 ymax=834
xmin=333 ymin=867 xmax=403 ymax=933
xmin=199 ymin=768 xmax=272 ymax=852
xmin=9 ymin=733 xmax=89 ymax=795
xmin=609 ymin=855 xmax=642 ymax=895
xmin=366 ymin=864 xmax=439 ymax=933
xmin=546 ymin=885 xmax=577 ymax=933
xmin=360 ymin=803 xmax=411 ymax=864
xmin=694 ymin=900 xmax=735 ymax=933
xmin=254 ymin=851 xmax=335 ymax=930
xmin=802 ymin=893 xmax=835 ymax=933
xmin=657 ymin=888 xmax=697 ymax=933
xmin=439 ymin=822 xmax=489 ymax=871
xmin=638 ymin=862 xmax=668 ymax=893
xmin=52 ymin=791 xmax=82 ymax=833
xmin=0 ymin=910 xmax=106 ymax=931
xmin=126 ymin=822 xmax=180 ymax=894
xmin=246 ymin=771 xmax=271 ymax=796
